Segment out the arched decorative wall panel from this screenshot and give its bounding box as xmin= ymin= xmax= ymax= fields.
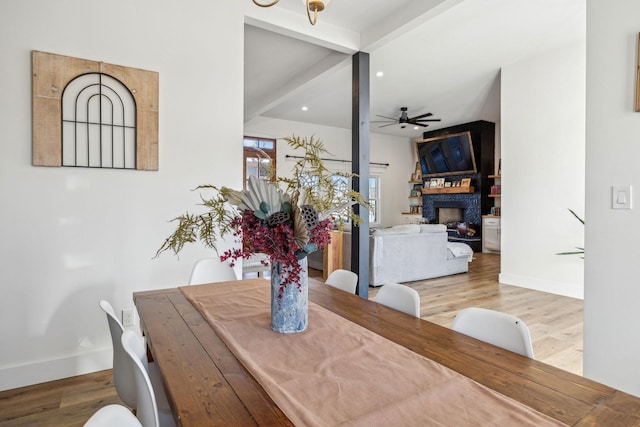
xmin=32 ymin=51 xmax=158 ymax=170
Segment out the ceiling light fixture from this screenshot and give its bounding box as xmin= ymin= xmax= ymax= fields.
xmin=251 ymin=0 xmax=331 ymax=26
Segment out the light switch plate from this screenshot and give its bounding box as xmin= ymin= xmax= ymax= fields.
xmin=612 ymin=185 xmax=632 ymax=209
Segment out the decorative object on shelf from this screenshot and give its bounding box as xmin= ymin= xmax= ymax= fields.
xmin=490 ymin=185 xmax=501 ymax=195
xmin=156 ymin=135 xmax=367 ymax=333
xmin=409 ymin=206 xmax=422 ymax=214
xmin=461 ymin=178 xmax=471 ymax=188
xmin=251 ymin=0 xmax=331 ymax=26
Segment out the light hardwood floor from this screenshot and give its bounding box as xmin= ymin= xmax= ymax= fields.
xmin=0 ymin=253 xmax=583 ymax=426
xmin=368 ymin=253 xmax=584 ymax=376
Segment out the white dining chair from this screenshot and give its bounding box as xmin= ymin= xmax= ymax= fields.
xmin=99 ymin=300 xmax=173 ymax=419
xmin=242 ymin=253 xmax=270 ymax=278
xmin=99 ymin=300 xmax=147 ymax=408
xmin=83 ymin=404 xmax=142 ymax=427
xmin=122 ymin=330 xmax=177 ymax=427
xmin=451 ymin=307 xmax=535 ymax=359
xmin=188 ymin=257 xmax=238 ymax=285
xmin=121 ymin=330 xmax=164 ymax=427
xmin=325 ymin=269 xmax=358 ymax=294
xmin=375 ymin=283 xmax=420 ymax=317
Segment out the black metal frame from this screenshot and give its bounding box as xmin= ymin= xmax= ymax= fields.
xmin=61 ymin=72 xmax=137 ymax=169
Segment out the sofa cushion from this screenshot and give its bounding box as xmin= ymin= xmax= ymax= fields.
xmin=373 ymin=224 xmax=421 ymax=235
xmin=419 ymin=224 xmax=446 ymax=233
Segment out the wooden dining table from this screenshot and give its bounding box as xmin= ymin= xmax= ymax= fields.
xmin=134 ymin=278 xmax=640 ymax=426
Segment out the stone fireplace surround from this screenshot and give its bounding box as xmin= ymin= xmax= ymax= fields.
xmin=425 ymin=195 xmax=482 ymax=230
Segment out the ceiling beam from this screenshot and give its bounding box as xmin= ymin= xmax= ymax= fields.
xmin=244 ymin=9 xmax=359 ymax=54
xmin=361 ymin=0 xmax=465 ymax=52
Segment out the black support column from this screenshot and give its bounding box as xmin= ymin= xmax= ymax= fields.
xmin=351 ymin=51 xmax=370 ymax=299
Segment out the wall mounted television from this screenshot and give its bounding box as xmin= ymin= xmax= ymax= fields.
xmin=414 ymin=131 xmax=477 ymax=177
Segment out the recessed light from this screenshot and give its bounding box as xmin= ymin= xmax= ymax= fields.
xmin=376 ymin=71 xmax=384 ymax=77
xmin=414 ymin=126 xmax=419 ymax=130
xmin=301 ymin=106 xmax=308 ymax=111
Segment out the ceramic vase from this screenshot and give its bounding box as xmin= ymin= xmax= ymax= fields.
xmin=270 ymin=257 xmax=308 ymax=333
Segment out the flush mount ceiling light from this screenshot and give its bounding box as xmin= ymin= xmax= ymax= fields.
xmin=251 ymin=0 xmax=331 ymax=26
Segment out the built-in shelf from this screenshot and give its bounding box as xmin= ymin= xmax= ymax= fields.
xmin=489 ymin=194 xmax=501 ymax=198
xmin=488 ymin=174 xmax=501 ymax=179
xmin=424 ymin=186 xmax=475 ymax=195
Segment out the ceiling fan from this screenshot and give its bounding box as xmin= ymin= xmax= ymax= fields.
xmin=372 ymin=107 xmax=441 ymax=129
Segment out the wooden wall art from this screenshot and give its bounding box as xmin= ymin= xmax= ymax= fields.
xmin=32 ymin=50 xmax=159 ymax=170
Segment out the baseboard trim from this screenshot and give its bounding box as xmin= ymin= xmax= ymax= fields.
xmin=0 ymin=347 xmax=112 ymax=392
xmin=499 ymin=272 xmax=584 ymax=300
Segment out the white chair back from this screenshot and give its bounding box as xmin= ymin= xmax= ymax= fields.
xmin=188 ymin=257 xmax=238 ymax=285
xmin=325 ymin=269 xmax=358 ymax=294
xmin=451 ymin=307 xmax=535 ymax=359
xmin=242 ymin=253 xmax=271 ymax=277
xmin=375 ymin=283 xmax=420 ymax=317
xmin=83 ymin=404 xmax=142 ymax=426
xmin=122 ymin=330 xmax=160 ymax=427
xmin=99 ymin=300 xmax=148 ymax=408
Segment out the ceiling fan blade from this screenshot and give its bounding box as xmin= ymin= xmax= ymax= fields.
xmin=371 ymin=120 xmax=397 ymax=124
xmin=376 ymin=114 xmax=398 ymax=121
xmin=409 ymin=112 xmax=433 ymax=120
xmin=413 ymin=118 xmax=442 ymax=123
xmin=378 ymin=123 xmax=399 ymax=128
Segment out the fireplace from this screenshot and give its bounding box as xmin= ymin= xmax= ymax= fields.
xmin=437 ymin=208 xmax=464 ymax=228
xmin=424 ymin=193 xmax=482 ymax=235
xmin=433 ymin=201 xmax=467 ymax=230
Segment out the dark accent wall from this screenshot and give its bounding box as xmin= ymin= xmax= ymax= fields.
xmin=421 ymin=120 xmax=495 ymax=231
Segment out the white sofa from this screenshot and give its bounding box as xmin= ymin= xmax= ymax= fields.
xmin=309 ymin=224 xmax=473 ymax=287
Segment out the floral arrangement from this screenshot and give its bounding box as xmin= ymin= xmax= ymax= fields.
xmin=156 ymin=135 xmax=367 ymax=292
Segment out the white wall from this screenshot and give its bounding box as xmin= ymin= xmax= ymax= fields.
xmin=584 ymin=0 xmax=640 ymax=396
xmin=0 ymin=0 xmax=244 ymax=391
xmin=499 ymin=42 xmax=586 ymax=299
xmin=244 ymin=117 xmax=414 ymax=228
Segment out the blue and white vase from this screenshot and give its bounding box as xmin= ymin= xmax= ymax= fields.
xmin=270 ymin=257 xmax=308 ymax=334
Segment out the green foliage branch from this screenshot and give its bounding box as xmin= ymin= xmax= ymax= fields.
xmin=155 ymin=134 xmax=369 ymax=258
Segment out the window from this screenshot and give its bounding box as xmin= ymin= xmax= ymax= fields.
xmin=327 ymin=174 xmax=380 ymax=226
xmin=368 ymin=175 xmax=380 ymax=224
xmin=243 ymin=136 xmax=276 ymax=187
